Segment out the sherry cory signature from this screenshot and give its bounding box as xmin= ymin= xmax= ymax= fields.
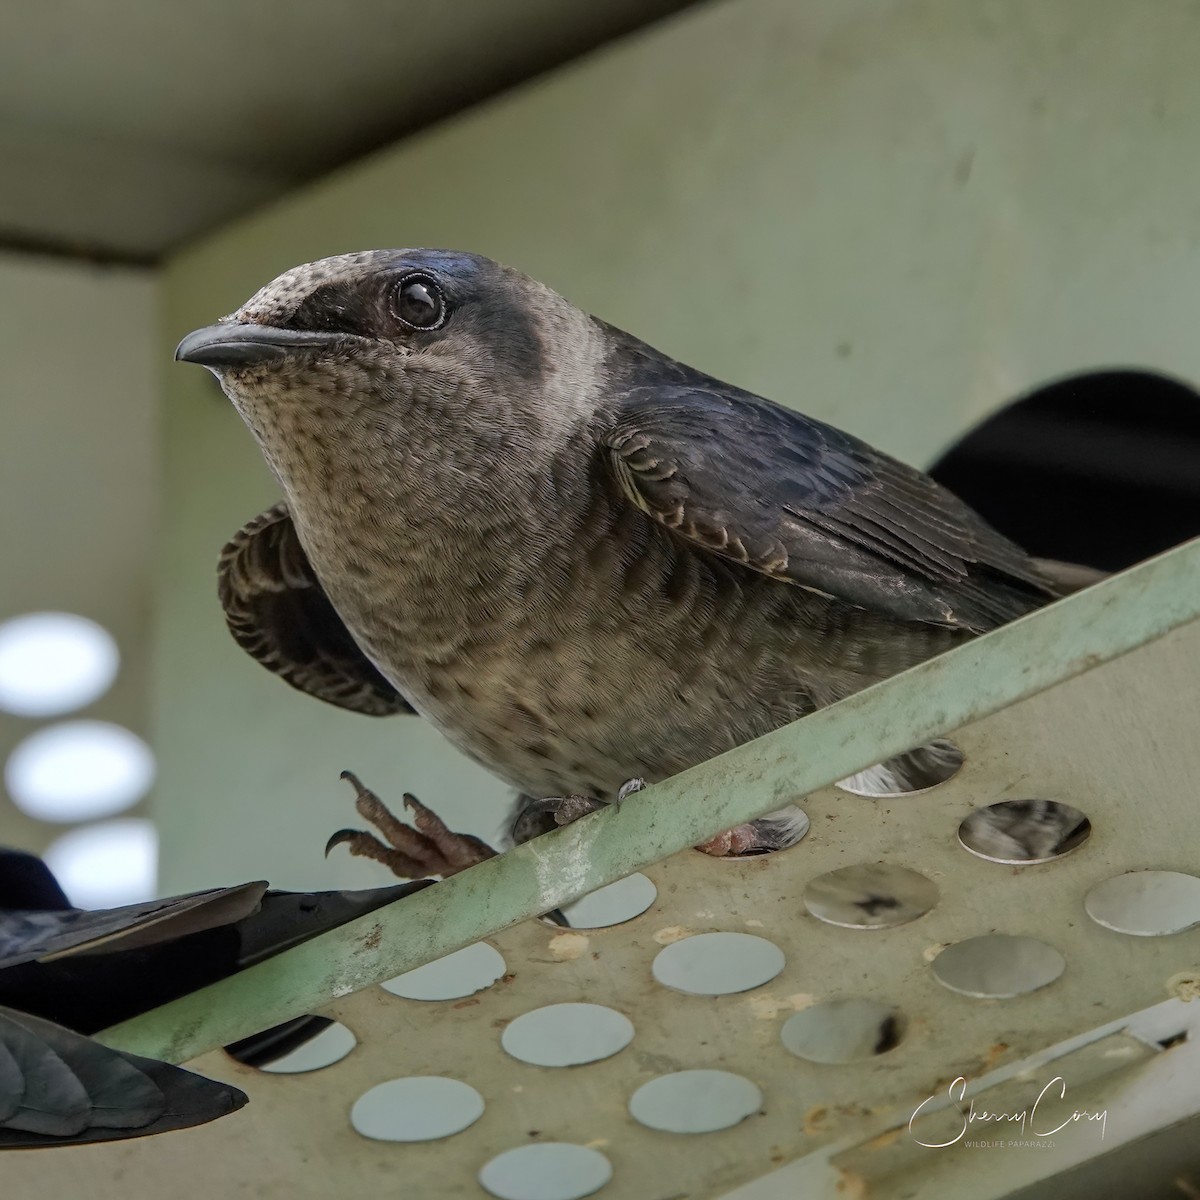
xmin=909 ymin=1076 xmax=1108 ymax=1148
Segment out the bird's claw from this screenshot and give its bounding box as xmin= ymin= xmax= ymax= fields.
xmin=510 ymin=777 xmax=646 ymax=844
xmin=694 ymin=823 xmax=765 ymax=857
xmin=694 ymin=806 xmax=810 ymax=857
xmin=509 ymin=793 xmax=605 ymax=844
xmin=324 ymin=828 xmax=360 ymax=857
xmin=326 ymin=772 xmax=496 ymax=879
xmin=615 ymin=777 xmax=646 ymax=807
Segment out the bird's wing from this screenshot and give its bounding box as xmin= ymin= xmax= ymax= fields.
xmin=0 ymin=881 xmax=269 ymax=969
xmin=0 ymin=1006 xmax=245 ymax=1147
xmin=604 ymin=386 xmax=1057 ymax=632
xmin=1031 ymin=557 xmax=1108 ymax=595
xmin=219 ymin=503 xmax=414 ymax=715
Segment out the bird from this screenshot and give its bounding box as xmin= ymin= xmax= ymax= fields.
xmin=0 ymin=846 xmax=434 ymax=1144
xmin=0 ymin=1004 xmax=246 ymax=1149
xmin=0 ymin=849 xmax=253 ymax=1146
xmin=0 ymin=848 xmax=432 ymax=1033
xmin=176 ymin=249 xmax=1098 ymax=872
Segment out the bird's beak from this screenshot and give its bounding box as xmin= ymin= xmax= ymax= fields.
xmin=174 ymin=323 xmax=342 ymax=369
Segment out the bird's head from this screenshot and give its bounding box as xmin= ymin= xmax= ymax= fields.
xmin=176 ymin=249 xmax=611 ymax=473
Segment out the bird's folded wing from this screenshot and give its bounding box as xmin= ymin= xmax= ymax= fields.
xmin=605 ymin=386 xmax=1058 ymax=633
xmin=0 ymin=1006 xmax=246 ymax=1147
xmin=218 ymin=502 xmax=414 ymax=715
xmin=0 ymin=881 xmax=269 ymax=969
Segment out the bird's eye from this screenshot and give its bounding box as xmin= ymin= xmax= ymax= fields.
xmin=390 ymin=274 xmax=447 ymax=330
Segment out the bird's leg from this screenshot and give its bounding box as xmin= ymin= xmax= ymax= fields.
xmin=511 ymin=777 xmax=804 ymax=859
xmin=325 ymin=771 xmax=497 ymax=879
xmin=508 ymin=777 xmax=646 ymax=843
xmin=509 ymin=793 xmax=608 ymax=845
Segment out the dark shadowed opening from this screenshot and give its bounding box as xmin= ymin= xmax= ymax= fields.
xmin=929 ymin=370 xmax=1200 ymax=572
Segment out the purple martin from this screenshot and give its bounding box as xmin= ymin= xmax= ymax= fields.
xmin=176 ymin=250 xmax=1094 ymax=868
xmin=0 ymin=847 xmax=436 ymax=1143
xmin=0 ymin=848 xmax=431 ymax=1033
xmin=1 ymin=843 xmax=570 ymax=1146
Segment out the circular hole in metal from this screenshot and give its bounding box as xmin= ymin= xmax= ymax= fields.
xmin=628 ymin=1069 xmax=762 ymax=1134
xmin=501 ymin=1003 xmax=633 ymax=1067
xmin=804 ymin=863 xmax=938 ymax=929
xmin=225 ymin=1016 xmax=356 ymax=1073
xmin=479 ymin=1144 xmax=613 ymax=1200
xmin=958 ymin=799 xmax=1091 ymax=864
xmin=380 ymin=941 xmax=506 ymax=1001
xmin=781 ymin=998 xmax=903 ymax=1063
xmin=350 ymin=1076 xmax=484 ymax=1142
xmin=1084 ymin=871 xmax=1200 ymax=936
xmin=552 ymin=873 xmax=657 ymax=929
xmin=836 ymin=739 xmax=963 ymax=797
xmin=932 ymin=934 xmax=1065 ymax=998
xmin=652 ymin=932 xmax=784 ymax=996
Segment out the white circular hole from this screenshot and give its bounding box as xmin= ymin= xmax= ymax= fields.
xmin=259 ymin=1020 xmax=357 ymax=1073
xmin=628 ymin=1069 xmax=762 ymax=1133
xmin=350 ymin=1076 xmax=483 ymax=1142
xmin=958 ymin=799 xmax=1091 ymax=864
xmin=479 ymin=1143 xmax=612 ymax=1200
xmin=43 ymin=819 xmax=157 ymax=909
xmin=931 ymin=934 xmax=1065 ymax=999
xmin=804 ymin=863 xmax=938 ymax=929
xmin=555 ymin=874 xmax=657 ymax=928
xmin=5 ymin=720 xmax=155 ymax=822
xmin=836 ymin=739 xmax=964 ymax=797
xmin=501 ymin=1003 xmax=633 ymax=1067
xmin=1084 ymin=871 xmax=1200 ymax=936
xmin=381 ymin=942 xmax=506 ymax=1001
xmin=0 ymin=612 xmax=119 ymax=717
xmin=226 ymin=1016 xmax=354 ymax=1071
xmin=781 ymin=998 xmax=903 ymax=1063
xmin=652 ymin=932 xmax=784 ymax=996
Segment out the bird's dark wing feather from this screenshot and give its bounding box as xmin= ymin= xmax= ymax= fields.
xmin=219 ymin=503 xmax=414 ymax=715
xmin=0 ymin=1006 xmax=246 ymax=1147
xmin=605 ymin=386 xmax=1058 ymax=632
xmin=0 ymin=881 xmax=269 ymax=970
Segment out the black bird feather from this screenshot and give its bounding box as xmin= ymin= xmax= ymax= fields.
xmin=0 ymin=1006 xmax=246 ymax=1148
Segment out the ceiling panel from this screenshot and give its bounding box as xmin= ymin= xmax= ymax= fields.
xmin=0 ymin=0 xmax=701 ymax=259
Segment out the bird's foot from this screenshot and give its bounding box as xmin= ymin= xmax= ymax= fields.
xmin=694 ymin=807 xmax=811 ymax=857
xmin=509 ymin=793 xmax=607 ymax=844
xmin=325 ymin=771 xmax=497 ymax=879
xmin=615 ymin=777 xmax=646 ymax=806
xmin=695 ymin=823 xmax=766 ymax=856
xmin=509 ymin=777 xmax=646 ymax=844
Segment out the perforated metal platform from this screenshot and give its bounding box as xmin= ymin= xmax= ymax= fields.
xmin=11 ymin=539 xmax=1200 ymax=1199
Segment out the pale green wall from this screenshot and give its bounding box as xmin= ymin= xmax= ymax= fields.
xmin=157 ymin=0 xmax=1200 ymax=892
xmin=0 ymin=253 xmax=157 ymax=859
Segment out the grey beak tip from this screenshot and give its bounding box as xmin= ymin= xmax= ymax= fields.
xmin=174 ymin=325 xmax=240 ymax=368
xmin=174 ymin=323 xmax=342 ymax=368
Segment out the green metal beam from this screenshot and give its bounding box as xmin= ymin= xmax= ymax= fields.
xmin=100 ymin=538 xmax=1200 ymax=1064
